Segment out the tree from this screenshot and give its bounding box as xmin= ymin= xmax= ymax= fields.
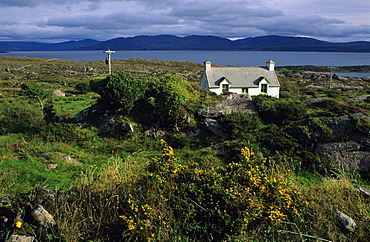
xmin=19 ymin=83 xmax=55 ymax=121
xmin=19 ymin=83 xmax=51 ymax=111
xmin=90 ymin=72 xmax=147 ymax=114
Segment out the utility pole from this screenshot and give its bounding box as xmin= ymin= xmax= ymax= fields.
xmin=103 ymin=49 xmax=115 ymax=75
xmin=329 ymin=67 xmax=333 ymax=89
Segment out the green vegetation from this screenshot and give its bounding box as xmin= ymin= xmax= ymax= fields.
xmin=0 ymin=56 xmax=370 ymax=241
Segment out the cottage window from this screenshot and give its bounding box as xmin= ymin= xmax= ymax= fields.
xmin=242 ymin=88 xmax=248 ymax=94
xmin=222 ymin=84 xmax=229 ymax=93
xmin=261 ymin=84 xmax=268 ymax=93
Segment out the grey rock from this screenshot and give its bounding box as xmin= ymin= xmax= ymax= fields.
xmin=145 ymin=127 xmax=166 ymax=138
xmin=74 ymin=108 xmax=134 ymax=137
xmin=353 ymin=185 xmax=370 ymax=196
xmin=198 ymin=94 xmax=257 ymax=138
xmin=6 ymin=235 xmax=35 ymax=242
xmin=50 ymin=90 xmax=65 ymax=97
xmin=31 ymin=205 xmax=56 ymax=228
xmin=315 ymin=141 xmax=370 ymax=172
xmin=198 ymin=94 xmax=256 ymax=119
xmin=336 ymin=209 xmax=356 ymax=232
xmin=204 ymin=118 xmax=230 ymax=139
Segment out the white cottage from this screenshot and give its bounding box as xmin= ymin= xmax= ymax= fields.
xmin=200 ymin=60 xmax=280 ymax=98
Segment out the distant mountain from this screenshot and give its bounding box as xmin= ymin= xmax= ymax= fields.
xmin=0 ymin=39 xmax=101 ymax=51
xmin=1 ymin=35 xmax=370 ymax=52
xmin=75 ymin=35 xmax=370 ymax=52
xmin=80 ymin=35 xmax=235 ymax=50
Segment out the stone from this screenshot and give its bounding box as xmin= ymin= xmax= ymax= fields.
xmin=204 ymin=118 xmax=230 ymax=139
xmin=60 ymin=155 xmax=79 ymax=166
xmin=336 ymin=209 xmax=356 ymax=232
xmin=47 ymin=163 xmax=58 ymax=169
xmin=39 ymin=153 xmax=79 ymax=166
xmin=144 ymin=127 xmax=166 ymax=138
xmin=31 ymin=205 xmax=56 ymax=228
xmin=51 ymin=90 xmax=65 ymax=97
xmin=353 ymin=185 xmax=370 ymax=196
xmin=6 ymin=235 xmax=35 ymax=242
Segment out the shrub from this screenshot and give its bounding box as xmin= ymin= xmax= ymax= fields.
xmin=325 ymin=89 xmax=341 ymax=98
xmin=0 ymin=101 xmax=43 ymax=134
xmin=219 ymin=112 xmax=263 ymax=140
xmin=118 ymin=140 xmax=307 ymax=241
xmin=75 ymin=82 xmax=91 ymax=94
xmin=253 ymin=95 xmax=308 ymax=124
xmin=90 ymin=72 xmax=148 ymax=114
xmin=279 ymin=91 xmax=292 ymax=98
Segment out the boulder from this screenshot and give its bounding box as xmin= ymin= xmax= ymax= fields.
xmin=353 ymin=185 xmax=370 ymax=196
xmin=198 ymin=94 xmax=257 ymax=138
xmin=144 ymin=127 xmax=166 ymax=138
xmin=336 ymin=209 xmax=356 ymax=232
xmin=74 ymin=108 xmax=134 ymax=137
xmin=6 ymin=235 xmax=35 ymax=242
xmin=51 ymin=90 xmax=65 ymax=97
xmin=314 ymin=141 xmax=370 ymax=172
xmin=198 ymin=94 xmax=256 ymax=119
xmin=31 ymin=205 xmax=56 ymax=228
xmin=198 ymin=103 xmax=232 ymax=119
xmin=203 ymin=118 xmax=229 ymax=139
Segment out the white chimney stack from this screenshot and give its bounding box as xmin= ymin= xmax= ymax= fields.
xmin=266 ymin=59 xmax=275 ymax=71
xmin=204 ymin=60 xmax=211 ymax=72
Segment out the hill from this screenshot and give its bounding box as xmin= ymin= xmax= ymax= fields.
xmin=1 ymin=35 xmax=370 ymax=52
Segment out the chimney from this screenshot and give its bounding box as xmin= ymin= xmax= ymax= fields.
xmin=266 ymin=59 xmax=275 ymax=71
xmin=204 ymin=60 xmax=211 ymax=72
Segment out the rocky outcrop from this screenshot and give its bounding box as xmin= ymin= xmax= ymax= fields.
xmin=315 ymin=141 xmax=370 ymax=172
xmin=198 ymin=94 xmax=257 ymax=137
xmin=0 ymin=187 xmax=59 ymax=241
xmin=311 ymin=114 xmax=370 ymax=172
xmin=74 ymin=107 xmax=134 ymax=137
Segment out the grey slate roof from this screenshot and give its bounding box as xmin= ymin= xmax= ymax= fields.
xmin=205 ymin=66 xmax=279 ymax=88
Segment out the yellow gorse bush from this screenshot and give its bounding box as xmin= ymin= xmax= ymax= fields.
xmin=119 ymin=140 xmax=307 ymax=241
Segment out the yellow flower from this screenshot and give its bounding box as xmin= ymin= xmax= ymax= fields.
xmin=15 ymin=221 xmax=22 ymax=228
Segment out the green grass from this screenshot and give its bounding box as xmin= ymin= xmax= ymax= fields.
xmin=53 ymin=94 xmax=98 ymax=116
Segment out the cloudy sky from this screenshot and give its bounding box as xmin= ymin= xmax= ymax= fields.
xmin=1 ymin=0 xmax=369 ymax=43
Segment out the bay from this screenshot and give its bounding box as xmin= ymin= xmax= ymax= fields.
xmin=333 ymin=72 xmax=370 ymax=78
xmin=1 ymin=50 xmax=369 ymax=71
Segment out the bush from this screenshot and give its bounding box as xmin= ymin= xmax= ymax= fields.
xmin=75 ymin=82 xmax=91 ymax=94
xmin=325 ymin=89 xmax=341 ymax=98
xmin=90 ymin=72 xmax=147 ymax=114
xmin=118 ymin=140 xmax=307 ymax=241
xmin=279 ymin=91 xmax=291 ymax=98
xmin=0 ymin=101 xmax=43 ymax=134
xmin=219 ymin=112 xmax=263 ymax=140
xmin=253 ymin=95 xmax=308 ymax=124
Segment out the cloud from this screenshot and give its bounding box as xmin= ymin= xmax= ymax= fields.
xmin=0 ymin=0 xmax=369 ymax=42
xmin=0 ymin=0 xmax=104 ymax=7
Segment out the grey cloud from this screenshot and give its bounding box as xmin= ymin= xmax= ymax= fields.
xmin=0 ymin=0 xmax=105 ymax=7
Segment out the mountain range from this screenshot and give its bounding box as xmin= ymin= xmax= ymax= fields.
xmin=1 ymin=35 xmax=370 ymax=52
